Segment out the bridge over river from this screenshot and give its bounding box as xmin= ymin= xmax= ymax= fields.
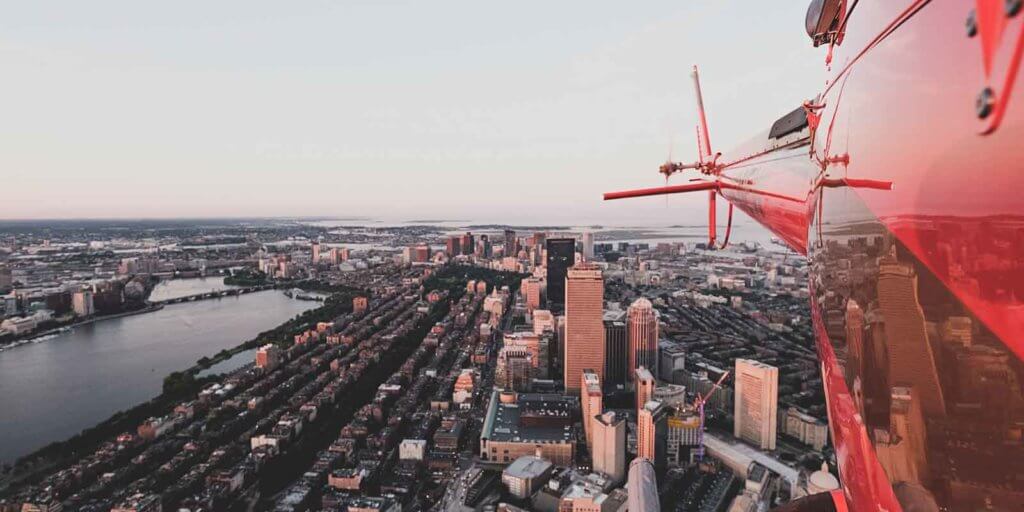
xmin=149 ymin=284 xmax=279 ymax=305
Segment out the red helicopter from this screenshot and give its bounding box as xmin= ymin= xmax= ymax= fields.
xmin=606 ymin=1 xmax=1024 ymax=510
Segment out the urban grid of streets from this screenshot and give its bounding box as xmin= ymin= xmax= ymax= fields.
xmin=0 ymin=220 xmax=829 ymax=512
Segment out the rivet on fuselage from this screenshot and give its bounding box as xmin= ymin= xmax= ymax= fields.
xmin=967 ymin=10 xmax=978 ymax=37
xmin=976 ymin=87 xmax=996 ymax=119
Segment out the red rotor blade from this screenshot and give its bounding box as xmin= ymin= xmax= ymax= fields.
xmin=604 ymin=181 xmax=718 ymax=201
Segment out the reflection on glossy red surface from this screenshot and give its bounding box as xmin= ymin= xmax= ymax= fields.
xmin=724 ymin=1 xmax=1024 ymax=509
xmin=606 ymin=1 xmax=1024 ymax=510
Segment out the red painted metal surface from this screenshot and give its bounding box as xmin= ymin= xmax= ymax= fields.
xmin=602 ymin=181 xmax=718 ymax=201
xmin=730 ymin=1 xmax=1024 ymax=509
xmin=605 ymin=1 xmax=1024 ymax=509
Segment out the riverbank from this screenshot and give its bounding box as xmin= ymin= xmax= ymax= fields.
xmin=0 ymin=285 xmax=362 ymax=490
xmin=0 ymin=304 xmax=164 ymax=353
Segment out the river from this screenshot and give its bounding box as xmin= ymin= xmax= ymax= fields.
xmin=148 ymin=275 xmax=240 ymax=302
xmin=0 ymin=287 xmax=318 ymax=464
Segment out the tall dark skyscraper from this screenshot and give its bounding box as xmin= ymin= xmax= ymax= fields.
xmin=504 ymin=229 xmax=518 ymax=257
xmin=545 ymin=237 xmax=575 ymax=311
xmin=604 ymin=313 xmax=627 ymax=390
xmin=460 ymin=232 xmax=474 ymax=256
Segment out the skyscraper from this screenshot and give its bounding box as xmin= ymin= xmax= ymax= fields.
xmin=637 ymin=400 xmax=668 ymax=468
xmin=413 ymin=245 xmax=430 ymax=263
xmin=563 ymin=262 xmax=604 ymax=393
xmin=521 ymin=277 xmax=543 ymax=313
xmin=461 ymin=232 xmax=474 ymax=256
xmin=311 ymin=241 xmax=321 ymax=263
xmin=545 ymin=238 xmax=575 ymax=311
xmin=445 ymin=236 xmax=461 ymax=256
xmin=635 ymin=367 xmax=655 ymax=412
xmin=888 ymin=385 xmax=929 ymax=481
xmin=877 ymin=259 xmax=946 ymax=417
xmin=627 ymin=458 xmax=660 ymax=512
xmin=476 ymin=234 xmax=491 ymax=258
xmin=504 ymin=229 xmax=518 ymax=257
xmin=532 ymin=231 xmax=546 ymax=249
xmin=0 ymin=265 xmax=11 ymax=292
xmin=845 ymin=299 xmax=865 ymax=389
xmin=603 ymin=312 xmax=627 ymax=390
xmin=592 ymin=411 xmax=626 ymax=484
xmin=627 ymin=298 xmax=659 ymax=382
xmin=580 ymin=369 xmax=603 ymax=451
xmin=582 ymin=231 xmax=594 ymax=261
xmin=734 ymin=359 xmax=779 ymax=450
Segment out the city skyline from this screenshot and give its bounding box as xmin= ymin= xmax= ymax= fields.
xmin=4 ymin=1 xmax=1016 ymax=510
xmin=2 ymin=2 xmax=820 ymax=222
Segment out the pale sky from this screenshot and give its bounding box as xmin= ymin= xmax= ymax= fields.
xmin=1 ymin=1 xmax=825 ymax=224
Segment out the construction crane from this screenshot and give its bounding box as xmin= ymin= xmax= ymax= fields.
xmin=693 ymin=370 xmax=729 ymax=462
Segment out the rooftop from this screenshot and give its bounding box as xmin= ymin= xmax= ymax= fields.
xmin=503 ymin=456 xmax=553 ymax=479
xmin=482 ymin=391 xmax=575 ymax=444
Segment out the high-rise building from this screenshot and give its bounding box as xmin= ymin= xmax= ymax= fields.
xmin=734 ymin=358 xmax=779 ymax=450
xmin=563 ymin=262 xmax=604 ymax=393
xmin=521 ymin=277 xmax=543 ymax=313
xmin=580 ymin=369 xmax=602 ymax=450
xmin=532 ymin=232 xmax=546 ymax=249
xmin=446 ymin=236 xmax=461 ymax=256
xmin=504 ymin=229 xmax=518 ymax=257
xmin=635 ymin=367 xmax=655 ymax=412
xmin=545 ymin=238 xmax=575 ymax=311
xmin=0 ymin=265 xmax=12 ymax=292
xmin=582 ymin=231 xmax=594 ymax=261
xmin=845 ymin=299 xmax=866 ymax=392
xmin=659 ymin=343 xmax=686 ymax=384
xmin=877 ymin=259 xmax=946 ymax=417
xmin=461 ymin=232 xmax=475 ymax=256
xmin=627 ymin=459 xmax=660 ymax=512
xmin=874 ymin=385 xmax=929 ymax=484
xmin=637 ymin=400 xmax=668 ymax=468
xmin=603 ymin=312 xmax=627 ymax=390
xmin=72 ymin=289 xmax=95 ymax=317
xmin=892 ymin=387 xmax=933 ymax=479
xmin=325 ymin=248 xmax=340 ymax=265
xmin=414 ymin=244 xmax=431 ymax=263
xmin=627 ymin=298 xmax=659 ymax=381
xmin=592 ymin=411 xmax=626 ymax=484
xmin=476 ymin=234 xmax=491 ymax=258
xmin=311 ymin=241 xmax=321 ymax=263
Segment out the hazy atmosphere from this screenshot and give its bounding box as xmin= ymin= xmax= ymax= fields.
xmin=2 ymin=1 xmax=822 ymax=222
